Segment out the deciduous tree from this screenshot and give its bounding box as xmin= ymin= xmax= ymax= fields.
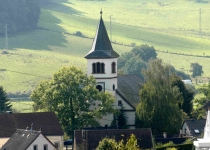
xmin=190 ymin=63 xmax=203 ymax=78
xmin=170 ymin=75 xmax=194 ymax=117
xmin=136 ymin=59 xmax=183 ymax=134
xmin=31 ymin=66 xmax=115 ymax=136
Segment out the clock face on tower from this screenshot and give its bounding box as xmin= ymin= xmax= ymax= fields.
xmin=96 ymin=82 xmax=105 ymax=92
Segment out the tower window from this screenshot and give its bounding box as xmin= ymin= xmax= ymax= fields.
xmin=92 ymin=63 xmax=96 ymax=73
xmin=112 ymin=62 xmax=116 ymax=73
xmin=97 ymin=62 xmax=101 ymax=73
xmin=92 ymin=62 xmax=105 ymax=74
xmin=101 ymin=63 xmax=105 ymax=73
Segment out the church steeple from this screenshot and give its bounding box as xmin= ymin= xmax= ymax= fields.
xmin=84 ymin=11 xmax=119 ymax=59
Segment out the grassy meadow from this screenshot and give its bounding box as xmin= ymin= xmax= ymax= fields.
xmin=0 ymin=0 xmax=210 ymax=111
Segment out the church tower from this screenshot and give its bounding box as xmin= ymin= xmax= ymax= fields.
xmin=84 ymin=11 xmax=119 ymax=126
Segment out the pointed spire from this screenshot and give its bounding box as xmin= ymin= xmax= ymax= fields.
xmin=85 ymin=11 xmax=119 ymax=59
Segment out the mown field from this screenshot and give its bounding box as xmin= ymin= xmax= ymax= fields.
xmin=0 ymin=0 xmax=210 ymax=112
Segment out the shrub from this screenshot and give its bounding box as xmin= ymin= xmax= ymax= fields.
xmin=75 ymin=31 xmax=83 ymax=37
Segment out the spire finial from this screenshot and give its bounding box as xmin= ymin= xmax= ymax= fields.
xmin=100 ymin=9 xmax=103 ymax=17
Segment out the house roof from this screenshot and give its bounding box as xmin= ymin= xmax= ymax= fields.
xmin=74 ymin=128 xmax=153 ymax=150
xmin=1 ymin=129 xmax=55 ymax=150
xmin=117 ymin=74 xmax=143 ymax=109
xmin=1 ymin=129 xmax=41 ymax=150
xmin=183 ymin=119 xmax=206 ymax=137
xmin=84 ymin=12 xmax=119 ymax=59
xmin=200 ymin=101 xmax=210 ymax=110
xmin=0 ymin=112 xmax=64 ymax=138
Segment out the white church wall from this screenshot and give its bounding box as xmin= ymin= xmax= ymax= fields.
xmin=115 ymin=94 xmax=133 ymax=110
xmin=125 ymin=111 xmax=135 ymax=126
xmin=87 ymin=58 xmax=118 ymax=78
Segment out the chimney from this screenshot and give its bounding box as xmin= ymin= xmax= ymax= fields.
xmin=30 ymin=123 xmax=33 ymax=131
xmin=163 ymin=132 xmax=167 ymax=138
xmin=179 ymin=129 xmax=183 ymax=138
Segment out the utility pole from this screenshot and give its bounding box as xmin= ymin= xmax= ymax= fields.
xmin=199 ymin=8 xmax=202 ymax=37
xmin=110 ymin=15 xmax=112 ymax=42
xmin=5 ymin=24 xmax=8 ymax=51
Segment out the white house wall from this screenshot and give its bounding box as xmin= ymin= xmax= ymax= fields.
xmin=0 ymin=136 xmax=63 ymax=149
xmin=182 ymin=122 xmax=191 ymax=135
xmin=0 ymin=138 xmax=9 ymax=148
xmin=27 ymin=134 xmax=55 ymax=150
xmin=47 ymin=135 xmax=63 ymax=149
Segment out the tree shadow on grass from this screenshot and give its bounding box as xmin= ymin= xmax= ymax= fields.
xmin=0 ymin=1 xmax=83 ymax=51
xmin=38 ymin=0 xmax=82 ymax=15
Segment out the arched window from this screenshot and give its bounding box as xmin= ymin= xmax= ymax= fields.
xmin=92 ymin=63 xmax=96 ymax=73
xmin=97 ymin=62 xmax=101 ymax=73
xmin=101 ymin=63 xmax=105 ymax=73
xmin=92 ymin=62 xmax=105 ymax=74
xmin=111 ymin=62 xmax=116 ymax=73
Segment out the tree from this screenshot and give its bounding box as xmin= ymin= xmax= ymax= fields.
xmin=0 ymin=86 xmax=12 ymax=113
xmin=131 ymin=44 xmax=157 ymax=61
xmin=190 ymin=63 xmax=203 ymax=78
xmin=31 ymin=66 xmax=115 ymax=136
xmin=117 ymin=44 xmax=155 ymax=78
xmin=136 ymin=59 xmax=183 ymax=134
xmin=96 ymin=134 xmax=140 ymax=150
xmin=123 ymin=58 xmax=146 ymax=79
xmin=170 ymin=75 xmax=194 ymax=117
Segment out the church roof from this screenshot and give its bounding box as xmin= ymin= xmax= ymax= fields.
xmin=85 ymin=12 xmax=119 ymax=59
xmin=117 ymin=74 xmax=144 ymax=109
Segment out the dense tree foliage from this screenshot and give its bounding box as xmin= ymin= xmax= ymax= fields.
xmin=170 ymin=75 xmax=194 ymax=116
xmin=131 ymin=45 xmax=157 ymax=61
xmin=136 ymin=59 xmax=183 ymax=134
xmin=118 ymin=44 xmax=156 ymax=78
xmin=96 ymin=134 xmax=140 ymax=150
xmin=190 ymin=63 xmax=203 ymax=78
xmin=31 ymin=66 xmax=115 ymax=136
xmin=0 ymin=86 xmax=12 ymax=113
xmin=192 ymin=83 xmax=210 ymax=119
xmin=0 ymin=0 xmax=40 ymax=35
xmin=118 ymin=44 xmax=190 ymax=79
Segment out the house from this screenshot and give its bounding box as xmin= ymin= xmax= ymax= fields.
xmin=74 ymin=128 xmax=153 ymax=150
xmin=84 ymin=11 xmax=143 ymax=128
xmin=194 ymin=109 xmax=210 ymax=149
xmin=200 ymin=101 xmax=210 ymax=119
xmin=0 ymin=112 xmax=64 ymax=149
xmin=181 ymin=119 xmax=206 ymax=138
xmin=1 ymin=129 xmax=56 ymax=150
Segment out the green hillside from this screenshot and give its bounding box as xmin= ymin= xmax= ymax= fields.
xmin=1 ymin=0 xmax=210 ymax=95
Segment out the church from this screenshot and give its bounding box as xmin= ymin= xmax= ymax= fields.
xmin=84 ymin=11 xmax=143 ymax=129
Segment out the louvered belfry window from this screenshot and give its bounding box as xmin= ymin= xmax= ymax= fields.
xmin=112 ymin=62 xmax=116 ymax=73
xmin=92 ymin=62 xmax=105 ymax=73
